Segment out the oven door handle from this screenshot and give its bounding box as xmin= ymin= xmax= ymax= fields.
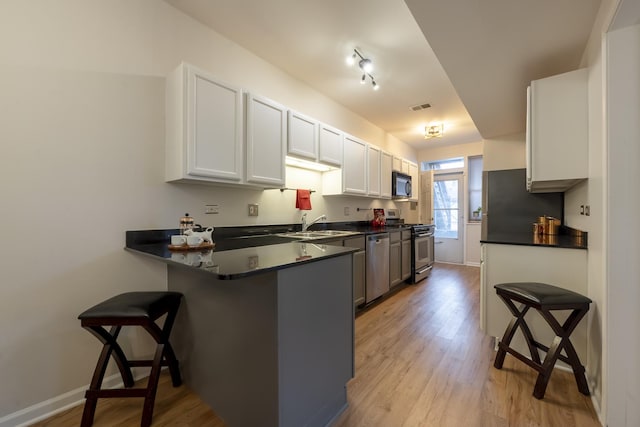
xmin=416 ymin=265 xmax=433 ymax=275
xmin=415 ymin=233 xmax=433 ymax=238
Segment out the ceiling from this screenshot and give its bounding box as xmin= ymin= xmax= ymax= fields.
xmin=165 ymin=0 xmax=601 ymax=151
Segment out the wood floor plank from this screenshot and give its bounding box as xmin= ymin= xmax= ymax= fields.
xmin=32 ymin=263 xmax=600 ymax=426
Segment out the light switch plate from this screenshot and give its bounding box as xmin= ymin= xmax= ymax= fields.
xmin=248 ymin=204 xmax=259 ymax=216
xmin=205 ymin=204 xmax=219 ymax=214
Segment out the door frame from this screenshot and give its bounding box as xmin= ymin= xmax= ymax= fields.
xmin=433 ymin=171 xmax=465 ymax=264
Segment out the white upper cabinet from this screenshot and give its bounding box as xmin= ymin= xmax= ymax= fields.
xmin=287 ymin=110 xmax=318 ymax=161
xmin=318 ymin=123 xmax=343 ymax=167
xmin=367 ymin=145 xmax=381 ymax=197
xmin=392 ymin=156 xmax=403 ymax=172
xmin=323 ymin=134 xmax=367 ymax=195
xmin=408 ymin=162 xmax=419 ymax=201
xmin=526 ymin=68 xmax=588 ymax=192
xmin=245 ymin=93 xmax=286 ymax=187
xmin=380 ymin=151 xmax=393 ymax=199
xmin=166 ymin=62 xmax=243 ymax=183
xmin=342 ymin=135 xmax=367 ymax=194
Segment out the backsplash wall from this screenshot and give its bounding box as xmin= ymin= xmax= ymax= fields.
xmin=164 ymin=166 xmax=412 ymax=230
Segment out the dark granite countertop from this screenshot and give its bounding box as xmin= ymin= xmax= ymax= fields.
xmin=480 ymin=231 xmax=587 ymax=249
xmin=126 ymin=229 xmax=358 ymax=279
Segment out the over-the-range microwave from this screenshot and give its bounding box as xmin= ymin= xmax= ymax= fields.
xmin=392 ymin=171 xmax=412 ymax=198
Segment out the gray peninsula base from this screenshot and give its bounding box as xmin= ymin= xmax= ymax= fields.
xmin=167 ymin=254 xmax=354 ymax=427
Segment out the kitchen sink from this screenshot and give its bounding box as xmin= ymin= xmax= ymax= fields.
xmin=277 ymin=230 xmax=360 ymax=240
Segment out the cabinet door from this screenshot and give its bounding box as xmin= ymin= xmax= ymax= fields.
xmin=380 ymin=151 xmax=392 ymax=199
xmin=401 ymin=239 xmax=411 ymax=280
xmin=420 ymin=170 xmax=434 ymax=224
xmin=367 ymin=145 xmax=381 ymax=197
xmin=353 ymin=250 xmax=366 ymax=307
xmin=245 ymin=93 xmax=286 ymax=186
xmin=527 ymin=68 xmax=588 ymax=191
xmin=392 ymin=156 xmax=403 ymax=172
xmin=287 ymin=110 xmax=318 ymax=161
xmin=342 ymin=135 xmax=367 ymax=195
xmin=408 ymin=162 xmax=419 ymax=201
xmin=186 ymin=65 xmax=243 ymax=181
xmin=390 ymin=241 xmax=402 ymax=287
xmin=318 ymin=123 xmax=343 ymax=167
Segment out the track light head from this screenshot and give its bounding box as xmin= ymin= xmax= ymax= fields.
xmin=346 ymin=53 xmax=356 ymax=66
xmin=359 ymin=58 xmax=373 ymax=73
xmin=360 ymin=74 xmax=366 ymax=84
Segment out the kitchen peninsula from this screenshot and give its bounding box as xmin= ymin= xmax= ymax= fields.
xmin=480 ymin=227 xmax=589 ymax=367
xmin=126 ymin=230 xmax=357 ymax=427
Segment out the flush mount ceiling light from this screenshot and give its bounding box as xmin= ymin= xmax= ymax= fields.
xmin=424 ymin=124 xmax=444 ymax=139
xmin=346 ymin=48 xmax=379 ymax=91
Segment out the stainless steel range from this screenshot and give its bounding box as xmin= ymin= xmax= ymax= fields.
xmin=410 ymin=224 xmax=435 ymax=283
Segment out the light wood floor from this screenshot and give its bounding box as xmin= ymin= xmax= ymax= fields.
xmin=34 ymin=263 xmax=600 ymax=427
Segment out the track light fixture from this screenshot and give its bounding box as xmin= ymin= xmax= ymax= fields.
xmin=346 ymin=48 xmax=379 ymax=91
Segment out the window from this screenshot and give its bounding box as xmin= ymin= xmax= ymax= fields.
xmin=468 ymin=156 xmax=483 ymax=221
xmin=424 ymin=157 xmax=464 ymax=171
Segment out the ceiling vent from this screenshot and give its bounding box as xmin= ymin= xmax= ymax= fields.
xmin=410 ymin=103 xmax=431 ymax=111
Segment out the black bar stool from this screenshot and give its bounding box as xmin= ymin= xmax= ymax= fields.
xmin=493 ymin=282 xmax=591 ymax=399
xmin=78 ymin=291 xmax=183 ymax=427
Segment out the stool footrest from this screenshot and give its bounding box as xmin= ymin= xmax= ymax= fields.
xmin=128 ymin=359 xmax=171 ymax=368
xmin=498 ymin=343 xmax=545 ymax=374
xmin=86 ymin=388 xmax=149 ymax=399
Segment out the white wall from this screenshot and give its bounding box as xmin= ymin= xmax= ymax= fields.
xmin=482 ymin=132 xmax=526 ymax=171
xmin=0 ymin=0 xmax=416 ymax=423
xmin=605 ymin=21 xmax=640 ymax=427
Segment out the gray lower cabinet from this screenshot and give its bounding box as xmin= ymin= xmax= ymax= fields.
xmin=389 ymin=232 xmax=403 ymax=288
xmin=167 ymin=254 xmax=353 ymax=427
xmin=401 ymin=230 xmax=412 ymax=280
xmin=343 ymin=236 xmax=366 ymax=307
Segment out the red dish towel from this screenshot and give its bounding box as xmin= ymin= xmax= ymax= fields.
xmin=296 ymin=189 xmax=312 ymax=210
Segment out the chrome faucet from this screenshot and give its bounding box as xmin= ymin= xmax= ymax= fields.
xmin=301 ymin=213 xmax=326 ymax=231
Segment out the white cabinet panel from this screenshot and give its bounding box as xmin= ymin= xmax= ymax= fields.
xmin=408 ymin=162 xmax=418 ymax=202
xmin=318 ymin=123 xmax=343 ymax=167
xmin=246 ymin=93 xmax=286 ymax=186
xmin=367 ymin=145 xmax=381 ymax=197
xmin=380 ymin=151 xmax=392 ymax=199
xmin=392 ymin=156 xmax=402 ymax=172
xmin=342 ymin=135 xmax=367 ymax=195
xmin=287 ymin=110 xmax=318 ymax=161
xmin=166 ymin=63 xmax=243 ymax=183
xmin=527 ymin=68 xmax=588 ymax=192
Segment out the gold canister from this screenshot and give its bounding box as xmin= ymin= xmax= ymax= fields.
xmin=546 ymin=217 xmax=560 ymax=235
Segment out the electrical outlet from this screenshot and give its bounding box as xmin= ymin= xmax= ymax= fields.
xmin=248 ymin=204 xmax=259 ymax=216
xmin=344 ymin=207 xmax=350 ymax=216
xmin=205 ymin=204 xmax=219 ymax=214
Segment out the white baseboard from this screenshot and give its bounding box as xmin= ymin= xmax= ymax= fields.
xmin=0 ymin=369 xmax=149 ymax=427
xmin=465 ymin=261 xmax=481 ymax=267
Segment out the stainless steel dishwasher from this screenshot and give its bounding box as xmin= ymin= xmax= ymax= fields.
xmin=365 ymin=233 xmax=390 ymax=303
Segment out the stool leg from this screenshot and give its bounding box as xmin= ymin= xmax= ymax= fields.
xmin=494 ymin=297 xmax=540 ymax=369
xmin=161 ymin=304 xmax=182 ymax=387
xmin=84 ymin=325 xmax=134 ymax=387
xmin=81 ymin=326 xmax=127 ymax=427
xmin=536 ymin=307 xmax=590 ymax=398
xmin=141 ymin=343 xmax=165 ymax=427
